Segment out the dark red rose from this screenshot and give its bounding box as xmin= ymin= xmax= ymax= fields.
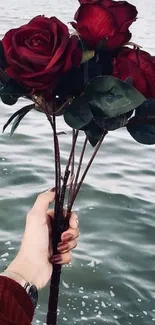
xmin=2 ymin=16 xmax=82 ymax=96
xmin=112 ymin=47 xmax=155 ymax=98
xmin=71 ymin=0 xmax=137 ymax=49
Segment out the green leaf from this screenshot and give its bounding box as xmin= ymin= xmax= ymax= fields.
xmin=1 ymin=94 xmax=18 ymax=105
xmin=84 ymin=120 xmax=104 ymax=147
xmin=85 ymin=76 xmax=145 ymax=118
xmin=135 ymin=99 xmax=155 ymax=117
xmin=3 ymin=104 xmax=34 ymax=133
xmin=95 ymin=113 xmax=129 ymax=131
xmin=127 ymin=99 xmax=155 ymax=145
xmin=10 ymin=111 xmax=28 ymax=135
xmin=127 ymin=123 xmax=155 ymax=145
xmin=0 ymin=72 xmax=9 ymax=85
xmin=0 ymin=77 xmax=28 ymax=105
xmin=64 ymin=96 xmax=93 ymax=130
xmin=0 ymin=41 xmax=8 ymax=70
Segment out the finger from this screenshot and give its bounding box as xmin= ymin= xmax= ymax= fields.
xmin=46 ymin=209 xmax=55 ymax=232
xmin=30 ymin=191 xmax=55 ymax=215
xmin=48 ymin=230 xmax=53 ymax=261
xmin=47 ymin=209 xmax=54 ymax=219
xmin=57 ymin=239 xmax=77 ymax=254
xmin=61 ymin=227 xmax=79 ymax=242
xmin=50 ymin=251 xmax=72 ymax=265
xmin=69 ymin=212 xmax=79 ymax=229
xmin=61 ymin=211 xmax=79 ymax=241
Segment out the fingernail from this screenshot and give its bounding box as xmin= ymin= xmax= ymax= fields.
xmin=57 ymin=243 xmax=69 ymax=252
xmin=50 ymin=187 xmax=56 ymax=192
xmin=50 ymin=255 xmax=62 ymax=264
xmin=62 ymin=233 xmax=73 ymax=241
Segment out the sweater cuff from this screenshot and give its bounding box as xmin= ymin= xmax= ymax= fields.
xmin=0 ymin=276 xmax=34 ymax=325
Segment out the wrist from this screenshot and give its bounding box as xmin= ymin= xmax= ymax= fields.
xmin=0 ymin=268 xmax=39 ymax=309
xmin=6 ymin=253 xmax=40 ymax=290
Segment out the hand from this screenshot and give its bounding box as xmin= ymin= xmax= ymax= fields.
xmin=6 ymin=191 xmax=79 ymax=290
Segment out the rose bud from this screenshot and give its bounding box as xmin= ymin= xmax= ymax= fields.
xmin=112 ymin=47 xmax=155 ymax=98
xmin=71 ymin=0 xmax=137 ymax=50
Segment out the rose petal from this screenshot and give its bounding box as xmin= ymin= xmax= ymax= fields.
xmin=72 ymin=4 xmax=115 ymax=48
xmin=28 ymin=16 xmax=69 ymax=36
xmin=63 ymin=35 xmax=82 ymax=71
xmin=106 ymin=30 xmax=131 ymax=49
xmin=113 ymin=47 xmax=155 ymax=98
xmin=79 ymin=0 xmax=100 ymax=3
xmin=100 ymin=0 xmax=137 ymax=30
xmin=45 ymin=36 xmax=69 ymax=70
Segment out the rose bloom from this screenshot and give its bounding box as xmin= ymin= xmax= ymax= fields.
xmin=71 ymin=0 xmax=137 ymax=49
xmin=112 ymin=47 xmax=155 ymax=98
xmin=2 ymin=16 xmax=82 ymax=97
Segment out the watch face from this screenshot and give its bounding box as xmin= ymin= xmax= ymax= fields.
xmin=27 ymin=284 xmax=38 ymax=309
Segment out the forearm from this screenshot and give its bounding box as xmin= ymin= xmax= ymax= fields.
xmin=5 ymin=251 xmax=41 ymax=288
xmin=0 ymin=190 xmax=78 ymax=325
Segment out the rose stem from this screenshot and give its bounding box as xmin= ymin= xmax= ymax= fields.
xmin=46 ymin=263 xmax=62 ymax=325
xmin=67 ymin=129 xmax=76 ymax=206
xmin=72 ymin=136 xmax=88 ymax=198
xmin=67 ymin=131 xmax=108 ymax=216
xmin=40 ymin=104 xmax=61 ymax=325
xmin=32 ymin=96 xmax=54 ymax=127
xmin=47 ymin=131 xmax=78 ymax=325
xmin=32 ymin=98 xmax=60 ymax=207
xmin=32 ymin=97 xmax=73 ymax=325
xmin=58 ymin=130 xmax=79 ymax=222
xmin=52 ymin=114 xmax=61 ymax=214
xmin=65 ymin=130 xmax=79 ymax=173
xmin=34 ymin=98 xmax=61 ymax=211
xmin=54 ymin=98 xmax=71 ymax=115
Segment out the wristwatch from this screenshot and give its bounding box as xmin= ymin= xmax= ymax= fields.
xmin=24 ymin=281 xmax=38 ymax=309
xmin=0 ymin=270 xmax=38 ymax=309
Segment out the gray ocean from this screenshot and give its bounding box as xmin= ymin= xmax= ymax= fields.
xmin=0 ymin=0 xmax=155 ymax=324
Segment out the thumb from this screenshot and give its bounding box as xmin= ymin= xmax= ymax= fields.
xmin=31 ymin=190 xmax=55 ymax=215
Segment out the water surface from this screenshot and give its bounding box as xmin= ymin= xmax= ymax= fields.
xmin=0 ymin=1 xmax=155 ymax=324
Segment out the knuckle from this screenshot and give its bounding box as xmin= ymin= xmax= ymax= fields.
xmin=65 ymin=252 xmax=72 ymax=264
xmin=70 ymin=239 xmax=77 ymax=250
xmin=73 ymin=240 xmax=77 ymax=249
xmin=72 ymin=229 xmax=79 ymax=239
xmin=76 ymin=228 xmax=80 ymax=238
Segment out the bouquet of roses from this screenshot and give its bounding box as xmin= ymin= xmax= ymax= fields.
xmin=0 ymin=0 xmax=155 ymax=324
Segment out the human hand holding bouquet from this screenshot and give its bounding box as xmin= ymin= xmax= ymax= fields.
xmin=1 ymin=0 xmax=155 ymax=324
xmin=6 ymin=190 xmax=79 ymax=290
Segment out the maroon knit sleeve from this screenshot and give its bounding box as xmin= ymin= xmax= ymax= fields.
xmin=0 ymin=276 xmax=34 ymax=325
